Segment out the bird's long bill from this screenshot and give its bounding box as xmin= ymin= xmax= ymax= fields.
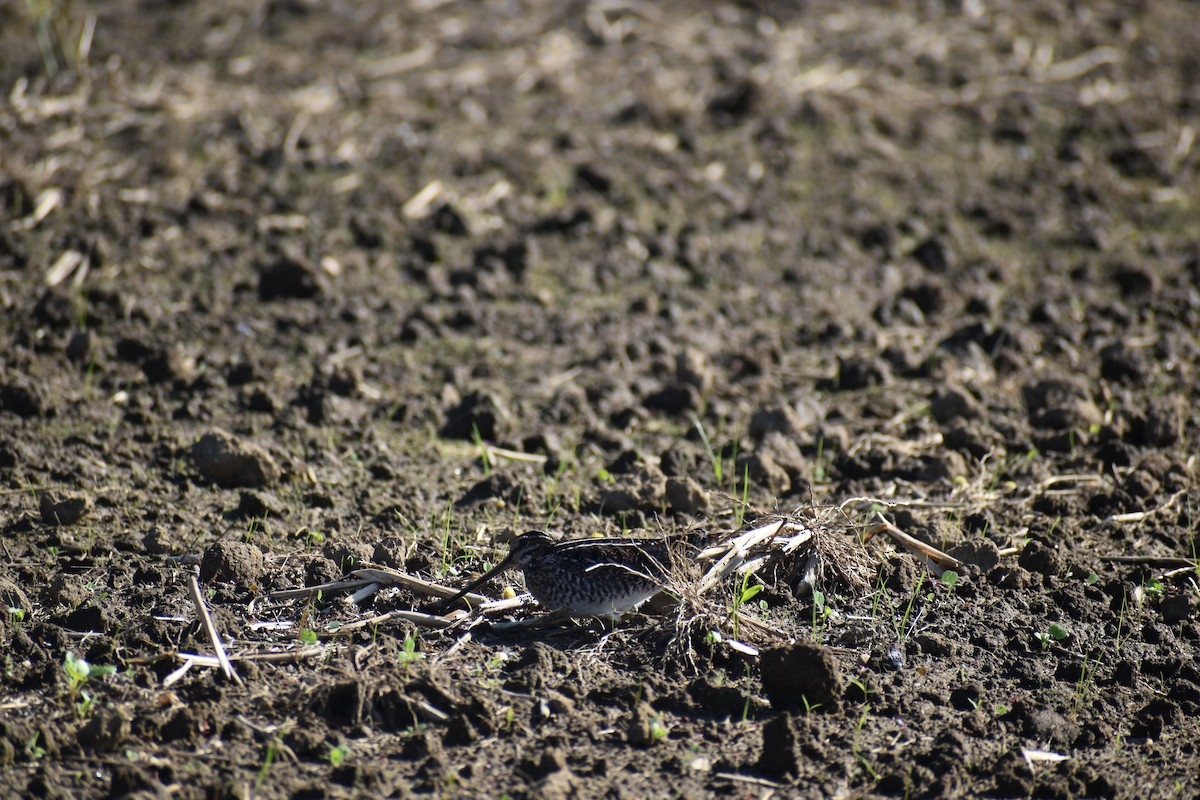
xmin=438 ymin=555 xmax=515 ymax=611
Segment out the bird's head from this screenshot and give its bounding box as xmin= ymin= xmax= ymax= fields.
xmin=506 ymin=530 xmax=556 ymax=568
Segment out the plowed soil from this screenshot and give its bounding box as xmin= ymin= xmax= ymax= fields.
xmin=2 ymin=1 xmax=1199 ymax=798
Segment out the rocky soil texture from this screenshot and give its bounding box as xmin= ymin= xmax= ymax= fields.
xmin=2 ymin=1 xmax=1199 ymax=797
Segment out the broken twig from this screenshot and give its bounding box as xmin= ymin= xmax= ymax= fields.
xmin=865 ymin=514 xmax=963 ymax=572
xmin=187 ymin=574 xmax=243 ymax=686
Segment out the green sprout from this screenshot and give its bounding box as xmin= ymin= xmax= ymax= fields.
xmin=649 ymin=714 xmax=669 ymax=741
xmin=471 ymin=422 xmax=492 ymax=476
xmin=1074 ymin=654 xmax=1101 ymax=711
xmin=25 ymin=733 xmax=47 ymax=760
xmin=256 ymin=740 xmax=278 ymax=791
xmin=75 ymin=691 xmax=99 ymax=717
xmin=733 ymin=463 xmax=750 ymax=528
xmin=63 ymin=650 xmax=116 ymax=699
xmin=894 ymin=572 xmax=925 ymax=642
xmin=730 ymin=572 xmax=762 ymax=640
xmin=813 ymin=434 xmax=828 ymax=484
xmin=328 ymin=745 xmax=350 ymax=767
xmin=397 ymin=633 xmax=423 ymax=674
xmin=811 ymin=588 xmax=833 ymax=642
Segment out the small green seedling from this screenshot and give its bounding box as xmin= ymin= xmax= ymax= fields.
xmin=1034 ymin=631 xmax=1052 ymax=649
xmin=848 ymin=677 xmax=877 ymax=702
xmin=25 ymin=733 xmax=46 ymax=760
xmin=299 ymin=629 xmax=319 ymax=645
xmin=650 ymin=714 xmax=669 ymax=741
xmin=1143 ymin=578 xmax=1165 ymax=600
xmin=63 ymin=651 xmax=116 ymax=699
xmin=894 ymin=572 xmax=926 ymax=642
xmin=1074 ymin=654 xmax=1101 ymax=711
xmin=811 ymin=589 xmax=833 ymax=642
xmin=256 ymin=741 xmax=278 ymax=790
xmin=75 ymin=691 xmax=99 ymax=717
xmin=397 ymin=634 xmax=423 ymax=669
xmin=813 ymin=435 xmax=828 ymax=484
xmin=471 ymin=423 xmax=492 ymax=476
xmin=731 ymin=573 xmax=763 ymax=639
xmin=1115 ymin=588 xmax=1135 ymax=653
xmin=328 ymin=745 xmax=350 ymax=767
xmin=733 ymin=463 xmax=751 ymax=528
xmin=737 ymin=579 xmax=762 ymax=607
xmin=7 ymin=606 xmax=25 ymax=624
xmin=940 ymin=570 xmax=959 ymax=591
xmin=1048 ymin=622 xmax=1069 ymax=642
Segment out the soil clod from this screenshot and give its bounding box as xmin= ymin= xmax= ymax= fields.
xmin=38 ymin=491 xmax=93 ymax=527
xmin=200 ymin=540 xmax=266 ymax=586
xmin=190 ymin=430 xmax=280 ymax=488
xmin=760 ymin=643 xmax=843 ymax=713
xmin=2 ymin=1 xmax=1199 ymax=797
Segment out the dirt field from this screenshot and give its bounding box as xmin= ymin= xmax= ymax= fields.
xmin=2 ymin=1 xmax=1199 ymax=797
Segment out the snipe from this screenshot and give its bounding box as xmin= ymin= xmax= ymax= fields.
xmin=438 ymin=531 xmax=693 ymax=618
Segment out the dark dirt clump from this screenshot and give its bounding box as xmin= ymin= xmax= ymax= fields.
xmin=2 ymin=1 xmax=1199 ymax=798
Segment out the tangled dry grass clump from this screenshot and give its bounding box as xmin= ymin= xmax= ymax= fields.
xmin=657 ymin=507 xmax=879 ymax=668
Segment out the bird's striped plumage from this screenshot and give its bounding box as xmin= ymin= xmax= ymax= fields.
xmin=441 ymin=530 xmax=696 ymax=617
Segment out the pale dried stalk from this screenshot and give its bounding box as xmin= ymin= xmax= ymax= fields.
xmin=867 ymin=514 xmax=962 ymax=571
xmin=186 ymin=575 xmax=243 ymax=686
xmin=269 ymin=566 xmax=487 ymax=606
xmin=330 ymin=608 xmax=457 ymax=633
xmin=697 ymin=519 xmax=785 ymax=594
